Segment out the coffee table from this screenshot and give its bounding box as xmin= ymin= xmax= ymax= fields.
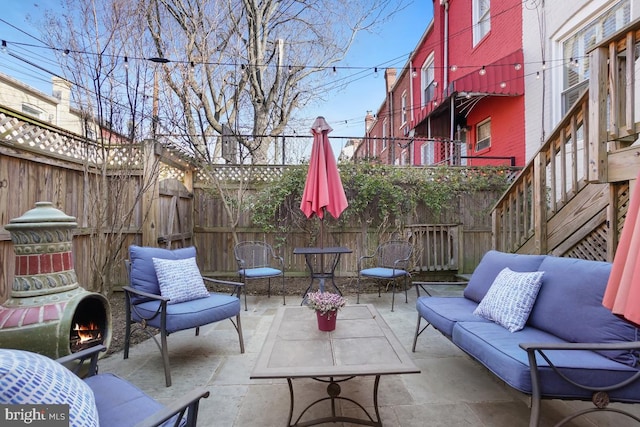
xmin=250 ymin=304 xmax=420 ymax=426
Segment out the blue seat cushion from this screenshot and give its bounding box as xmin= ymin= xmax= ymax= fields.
xmin=452 ymin=321 xmax=640 ymax=401
xmin=84 ymin=373 xmax=182 ymax=427
xmin=360 ymin=267 xmax=408 ymax=278
xmin=239 ymin=267 xmax=282 ymax=278
xmin=416 ymin=296 xmax=487 ymax=338
xmin=132 ymin=293 xmax=240 ymax=334
xmin=528 ymin=256 xmax=639 ymax=366
xmin=463 ymin=251 xmax=546 ymax=303
xmin=129 ymin=245 xmax=197 ymax=299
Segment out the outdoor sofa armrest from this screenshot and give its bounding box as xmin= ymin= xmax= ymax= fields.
xmin=123 ymin=285 xmax=170 ymax=303
xmin=56 ymin=344 xmax=210 ymax=427
xmin=56 ymin=344 xmax=106 ymax=377
xmin=203 ymin=277 xmax=245 ymax=297
xmin=519 ymin=340 xmax=640 ymax=427
xmin=133 ymin=388 xmax=210 ymax=427
xmin=413 ymin=281 xmax=469 ymax=297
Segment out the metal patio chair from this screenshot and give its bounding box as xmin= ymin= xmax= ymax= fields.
xmin=234 ymin=241 xmax=286 ymax=310
xmin=357 ymin=240 xmax=413 ymax=311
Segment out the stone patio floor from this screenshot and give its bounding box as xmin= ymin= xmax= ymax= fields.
xmin=98 ymin=285 xmax=640 ymax=426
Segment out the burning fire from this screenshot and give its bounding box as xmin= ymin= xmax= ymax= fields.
xmin=73 ymin=322 xmax=102 ymax=344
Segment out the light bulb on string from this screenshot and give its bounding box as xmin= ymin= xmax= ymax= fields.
xmin=514 ymin=63 xmax=522 ymax=70
xmin=479 ymin=66 xmax=486 ymax=76
xmin=374 ymin=67 xmax=378 ymax=78
xmin=450 ymin=65 xmax=458 ymax=72
xmin=124 ymin=56 xmax=128 ymax=69
xmin=1 ymin=40 xmax=6 ymax=54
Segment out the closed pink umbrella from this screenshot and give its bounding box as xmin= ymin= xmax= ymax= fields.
xmin=300 ymin=116 xmax=348 ymax=246
xmin=603 ymin=169 xmax=640 ymax=326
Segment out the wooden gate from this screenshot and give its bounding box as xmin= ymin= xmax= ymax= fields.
xmin=157 ymin=178 xmax=193 ymax=248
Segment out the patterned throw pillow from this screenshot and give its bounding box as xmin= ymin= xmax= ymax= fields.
xmin=152 ymin=257 xmax=210 ymax=304
xmin=473 ymin=267 xmax=545 ymax=332
xmin=0 ymin=349 xmax=99 ymax=427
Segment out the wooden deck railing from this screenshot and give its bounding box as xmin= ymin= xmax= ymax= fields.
xmin=492 ymin=19 xmax=640 ymax=258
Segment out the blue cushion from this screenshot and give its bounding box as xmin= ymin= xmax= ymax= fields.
xmin=463 ymin=251 xmax=546 ymax=303
xmin=0 ymin=349 xmax=99 ymax=427
xmin=360 ymin=267 xmax=408 ymax=278
xmin=84 ymin=373 xmax=182 ymax=427
xmin=452 ymin=321 xmax=640 ymax=401
xmin=529 ymin=256 xmax=639 ymax=366
xmin=416 ymin=296 xmax=487 ymax=338
xmin=239 ymin=267 xmax=282 ymax=278
xmin=129 ymin=245 xmax=196 ymax=298
xmin=131 ymin=293 xmax=241 ymax=334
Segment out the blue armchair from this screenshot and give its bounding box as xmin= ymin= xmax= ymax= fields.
xmin=125 ymin=245 xmax=245 ymax=387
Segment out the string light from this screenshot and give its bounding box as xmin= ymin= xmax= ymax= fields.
xmin=412 ymin=67 xmax=417 ymax=78
xmin=450 ymin=65 xmax=457 ymax=72
xmin=374 ymin=67 xmax=378 ymax=78
xmin=479 ymin=66 xmax=486 ymax=76
xmin=124 ymin=56 xmax=128 ymax=69
xmin=63 ymin=49 xmax=70 ymax=56
xmin=536 ymin=71 xmax=540 ymax=79
xmin=514 ymin=63 xmax=521 ymax=70
xmin=500 ymin=81 xmax=507 ymax=88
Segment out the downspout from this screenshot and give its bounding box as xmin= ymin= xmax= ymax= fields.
xmin=442 ymin=0 xmax=456 ymax=163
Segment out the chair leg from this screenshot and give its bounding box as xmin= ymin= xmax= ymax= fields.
xmin=161 ymin=329 xmax=171 ymax=387
xmin=236 ymin=313 xmax=245 ymax=354
xmin=412 ymin=315 xmax=422 ymax=352
xmin=391 ymin=281 xmax=396 ymax=312
xmin=404 ymin=275 xmax=409 ymax=303
xmin=267 ymin=278 xmax=271 ymax=298
xmin=356 ymin=274 xmax=361 ymax=304
xmin=281 ymin=275 xmax=286 ymax=305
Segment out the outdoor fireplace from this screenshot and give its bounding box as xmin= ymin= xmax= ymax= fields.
xmin=0 ymin=202 xmax=112 ymax=358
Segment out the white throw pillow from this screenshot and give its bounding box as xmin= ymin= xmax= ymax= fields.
xmin=152 ymin=257 xmax=210 ymax=304
xmin=473 ymin=267 xmax=544 ymax=332
xmin=0 ymin=349 xmax=100 ymax=427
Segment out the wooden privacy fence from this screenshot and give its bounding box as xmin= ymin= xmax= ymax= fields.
xmin=1 ymin=106 xmax=508 ymax=298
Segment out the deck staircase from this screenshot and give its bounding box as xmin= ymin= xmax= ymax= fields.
xmin=491 ymin=20 xmax=640 ymax=260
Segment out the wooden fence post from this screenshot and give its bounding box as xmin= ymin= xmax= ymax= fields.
xmin=142 ymin=139 xmax=159 ymax=247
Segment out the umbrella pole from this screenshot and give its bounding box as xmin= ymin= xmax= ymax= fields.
xmin=319 ymin=217 xmax=325 ymax=292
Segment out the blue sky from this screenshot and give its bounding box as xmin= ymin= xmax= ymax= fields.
xmin=300 ymin=1 xmax=433 ymax=141
xmin=0 ymin=1 xmax=433 ymax=157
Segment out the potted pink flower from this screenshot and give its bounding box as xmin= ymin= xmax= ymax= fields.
xmin=306 ymin=291 xmax=347 ymax=331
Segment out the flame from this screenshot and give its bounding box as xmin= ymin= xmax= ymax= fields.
xmin=73 ymin=322 xmax=102 ymax=344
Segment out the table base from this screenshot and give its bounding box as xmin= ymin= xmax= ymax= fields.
xmin=286 ymin=375 xmax=382 ymax=427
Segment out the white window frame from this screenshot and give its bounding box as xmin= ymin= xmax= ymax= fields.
xmin=560 ymin=1 xmax=630 ymax=115
xmin=476 ymin=119 xmax=491 ymax=152
xmin=472 ymin=0 xmax=491 ymax=46
xmin=421 ymin=140 xmax=434 ymax=166
xmin=401 ymin=91 xmax=407 ymax=125
xmin=421 ymin=53 xmax=435 ymax=107
xmin=22 ymin=103 xmax=44 ymax=119
xmin=382 ymin=119 xmax=388 ymax=151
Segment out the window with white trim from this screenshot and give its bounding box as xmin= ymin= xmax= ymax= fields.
xmin=421 ymin=140 xmax=434 ymax=166
xmin=476 ymin=119 xmax=491 ymax=152
xmin=421 ymin=53 xmax=435 ymax=107
xmin=473 ymin=0 xmax=491 ymax=46
xmin=22 ymin=103 xmax=44 ymax=119
xmin=561 ymin=1 xmax=630 ymax=114
xmin=382 ymin=119 xmax=388 ymax=150
xmin=401 ymin=92 xmax=407 ymax=125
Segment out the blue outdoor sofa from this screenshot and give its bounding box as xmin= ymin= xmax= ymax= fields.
xmin=412 ymin=250 xmax=640 ymax=426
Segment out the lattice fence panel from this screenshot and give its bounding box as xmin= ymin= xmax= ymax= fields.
xmin=564 ymin=223 xmax=608 ymax=261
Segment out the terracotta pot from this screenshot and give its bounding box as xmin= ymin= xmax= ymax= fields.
xmin=316 ymin=310 xmax=337 ymax=331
